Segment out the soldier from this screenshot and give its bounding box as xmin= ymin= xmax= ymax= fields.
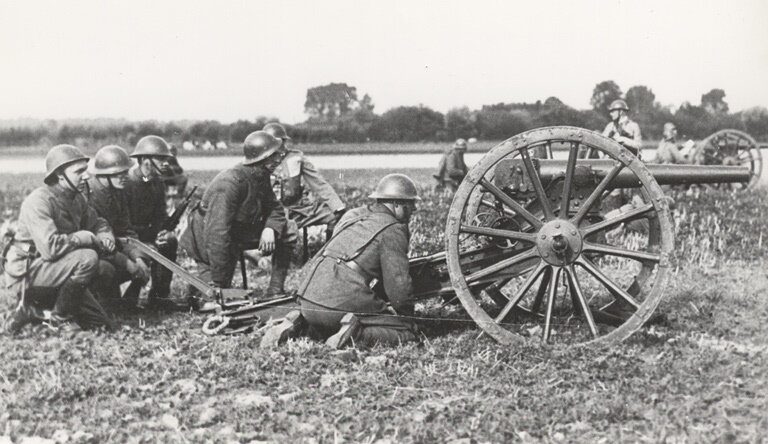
xmin=86 ymin=145 xmax=151 ymax=308
xmin=3 ymin=145 xmax=116 ymax=333
xmin=433 ymin=138 xmax=468 ymax=192
xmin=263 ymin=122 xmax=346 ymax=241
xmin=261 ymin=174 xmax=421 ymax=349
xmin=654 ymin=122 xmax=693 ymax=164
xmin=602 ymin=99 xmax=642 ymax=157
xmin=124 ymin=135 xmax=178 ymax=305
xmin=179 ymin=131 xmax=287 ymax=302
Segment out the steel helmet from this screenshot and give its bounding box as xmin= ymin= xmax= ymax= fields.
xmin=243 ymin=131 xmax=282 ymax=165
xmin=90 ymin=145 xmax=133 ymax=176
xmin=131 ymin=135 xmax=172 ymax=158
xmin=453 ymin=138 xmax=468 ymax=150
xmin=369 ymin=174 xmax=421 ymax=201
xmin=263 ymin=122 xmax=291 ymax=141
xmin=608 ymin=99 xmax=629 ymax=112
xmin=44 ymin=144 xmax=89 ymax=184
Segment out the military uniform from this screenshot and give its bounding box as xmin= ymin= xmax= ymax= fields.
xmin=434 ymin=147 xmax=467 ymax=191
xmin=180 ymin=163 xmax=287 ymax=289
xmin=87 ymin=178 xmax=149 ymax=299
xmin=655 ymin=138 xmax=689 ymax=164
xmin=602 ymin=117 xmax=643 ymax=156
xmin=4 ymin=185 xmax=115 ymax=329
xmin=124 ymin=165 xmax=176 ymax=298
xmin=272 ymin=149 xmax=345 ymax=237
xmin=298 ymin=203 xmax=418 ymax=346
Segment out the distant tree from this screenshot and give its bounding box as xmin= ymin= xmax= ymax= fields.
xmin=625 ymin=85 xmax=656 ymax=115
xmin=304 ymin=83 xmax=358 ymax=120
xmin=534 ymin=105 xmax=587 ymax=128
xmin=590 ymin=80 xmax=623 ymax=116
xmin=228 ymin=119 xmax=265 ymax=143
xmin=674 ymin=103 xmax=713 ymax=139
xmin=369 ymin=106 xmax=444 ymax=142
xmin=544 ymin=96 xmax=564 ymax=108
xmin=445 ymin=107 xmax=476 ymax=139
xmin=741 ymin=107 xmax=768 ymax=141
xmin=701 ymin=88 xmax=729 ymax=114
xmin=475 ymin=108 xmax=530 ymax=140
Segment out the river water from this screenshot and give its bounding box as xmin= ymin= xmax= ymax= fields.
xmin=1 ymin=149 xmax=661 ymax=173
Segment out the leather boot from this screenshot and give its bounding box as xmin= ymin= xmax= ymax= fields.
xmin=264 ymin=241 xmax=291 ymax=298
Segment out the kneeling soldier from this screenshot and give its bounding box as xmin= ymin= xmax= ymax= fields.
xmin=261 ymin=174 xmax=421 ymax=349
xmin=87 ymin=145 xmax=151 ymax=308
xmin=124 ymin=136 xmax=178 ymax=305
xmin=4 ymin=145 xmax=116 ymax=333
xmin=179 ymin=131 xmax=287 ymax=303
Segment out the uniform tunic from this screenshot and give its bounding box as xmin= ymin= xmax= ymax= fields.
xmin=271 ymin=149 xmax=345 ymax=229
xmin=180 ymin=163 xmax=286 ymax=287
xmin=655 ymin=138 xmax=688 ymax=164
xmin=602 ymin=117 xmax=643 ymax=155
xmin=299 ymin=203 xmax=418 ymax=345
xmin=124 ymin=166 xmax=167 ymax=242
xmin=434 ymin=147 xmax=468 ymax=190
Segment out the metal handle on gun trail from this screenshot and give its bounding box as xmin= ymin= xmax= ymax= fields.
xmin=121 ymin=237 xmax=219 ymax=302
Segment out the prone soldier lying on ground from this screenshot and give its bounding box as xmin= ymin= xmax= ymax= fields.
xmin=260 ymin=173 xmax=422 ymax=349
xmin=3 ymin=145 xmax=117 ymax=334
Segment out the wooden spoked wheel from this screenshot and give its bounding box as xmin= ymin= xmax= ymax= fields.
xmin=445 ymin=127 xmax=675 ymax=346
xmin=694 ymin=129 xmax=762 ymax=189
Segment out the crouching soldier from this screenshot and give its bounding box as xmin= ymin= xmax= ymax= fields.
xmin=124 ymin=136 xmax=179 ymax=307
xmin=3 ymin=145 xmax=116 ymax=334
xmin=87 ymin=145 xmax=151 ymax=308
xmin=261 ymin=174 xmax=421 ymax=349
xmin=179 ymin=131 xmax=287 ymax=306
xmin=263 ymin=122 xmax=346 ymax=242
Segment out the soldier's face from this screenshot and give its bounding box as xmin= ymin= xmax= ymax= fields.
xmin=261 ymin=150 xmax=288 ymax=173
xmin=142 ymin=157 xmax=170 ymax=177
xmin=59 ymin=161 xmax=89 ymax=191
xmin=609 ymin=109 xmax=621 ymax=121
xmin=100 ymin=171 xmax=128 ymax=189
xmin=393 ymin=200 xmax=417 ymax=222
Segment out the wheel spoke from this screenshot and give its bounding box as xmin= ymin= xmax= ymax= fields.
xmin=520 ymin=148 xmax=555 ymax=221
xmin=494 ymin=262 xmax=548 ymax=324
xmin=460 ymin=224 xmax=537 ymax=243
xmin=559 ymin=142 xmax=580 ymax=218
xmin=479 ymin=178 xmax=543 ymax=229
xmin=564 ymin=265 xmax=598 ymax=338
xmin=543 ymin=267 xmax=562 ymax=342
xmin=582 ymin=203 xmax=654 ymax=237
xmin=480 ymin=198 xmax=516 ymax=218
xmin=582 ymin=242 xmax=661 ymax=263
xmin=576 ymin=257 xmax=641 ymax=309
xmin=572 ymin=163 xmax=624 ymax=224
xmin=530 ymin=266 xmax=552 ymax=313
xmin=465 ymin=248 xmax=539 ymax=283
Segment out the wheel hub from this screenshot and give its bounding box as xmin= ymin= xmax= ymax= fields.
xmin=536 ymin=219 xmax=582 ymax=266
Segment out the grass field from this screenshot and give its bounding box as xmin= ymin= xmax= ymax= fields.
xmin=1 ymin=170 xmax=767 ymax=442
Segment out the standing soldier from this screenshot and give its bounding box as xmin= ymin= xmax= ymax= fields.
xmin=263 ymin=122 xmax=346 ymax=241
xmin=124 ymin=135 xmax=178 ymax=307
xmin=179 ymin=131 xmax=287 ymax=303
xmin=602 ymin=99 xmax=642 ymax=157
xmin=87 ymin=145 xmax=150 ymax=308
xmin=3 ymin=145 xmax=116 ymax=333
xmin=261 ymin=174 xmax=421 ymax=349
xmin=433 ymin=138 xmax=468 ymax=193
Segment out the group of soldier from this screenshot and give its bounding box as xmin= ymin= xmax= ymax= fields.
xmin=3 ymin=123 xmax=421 ymax=349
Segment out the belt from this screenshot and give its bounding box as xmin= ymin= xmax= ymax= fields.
xmin=322 ymin=251 xmax=376 ymax=287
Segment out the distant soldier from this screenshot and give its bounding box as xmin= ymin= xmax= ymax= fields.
xmin=124 ymin=136 xmax=178 ymax=306
xmin=3 ymin=145 xmax=116 ymax=334
xmin=603 ymin=99 xmax=642 ymax=157
xmin=654 ymin=122 xmax=693 ymax=164
xmin=86 ymin=145 xmax=151 ymax=308
xmin=434 ymin=138 xmax=468 ymax=192
xmin=180 ymin=131 xmax=288 ymax=302
xmin=261 ymin=174 xmax=421 ymax=349
xmin=263 ymin=122 xmax=346 ymax=242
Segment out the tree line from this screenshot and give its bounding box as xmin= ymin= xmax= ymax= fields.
xmin=2 ymin=80 xmax=767 ymax=149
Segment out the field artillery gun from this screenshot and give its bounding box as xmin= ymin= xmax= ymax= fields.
xmin=407 ymin=126 xmax=751 ymax=347
xmin=691 ymin=129 xmax=763 ymax=189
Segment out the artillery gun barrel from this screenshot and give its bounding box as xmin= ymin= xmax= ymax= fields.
xmin=534 ymin=159 xmax=751 ymax=187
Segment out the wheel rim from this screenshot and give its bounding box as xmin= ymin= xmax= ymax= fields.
xmin=445 ymin=126 xmax=675 ymax=346
xmin=694 ymin=129 xmax=762 ymax=189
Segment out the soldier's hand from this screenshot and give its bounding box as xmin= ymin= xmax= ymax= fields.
xmin=155 ymin=230 xmax=175 ymax=247
xmin=259 ymin=228 xmax=276 ymax=254
xmin=71 ymin=230 xmax=97 ymax=248
xmin=99 ymin=236 xmax=116 ymax=254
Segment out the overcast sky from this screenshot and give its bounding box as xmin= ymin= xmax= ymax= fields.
xmin=1 ymin=0 xmax=766 ymax=124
